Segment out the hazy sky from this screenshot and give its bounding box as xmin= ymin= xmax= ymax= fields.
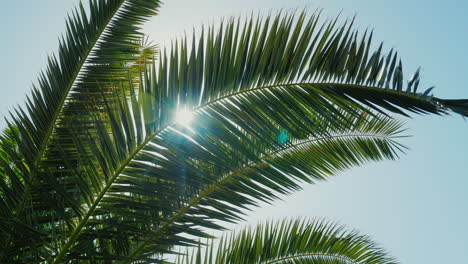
xmin=1 ymin=1 xmax=467 ymax=263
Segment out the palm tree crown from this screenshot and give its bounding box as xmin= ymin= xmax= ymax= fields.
xmin=0 ymin=1 xmax=467 ymax=263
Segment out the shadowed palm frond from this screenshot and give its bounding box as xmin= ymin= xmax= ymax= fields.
xmin=0 ymin=0 xmax=161 ymax=263
xmin=178 ymin=218 xmax=397 ymax=264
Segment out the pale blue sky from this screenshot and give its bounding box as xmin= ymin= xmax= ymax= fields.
xmin=1 ymin=1 xmax=467 ymax=263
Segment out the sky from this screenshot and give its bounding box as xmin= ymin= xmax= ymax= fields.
xmin=1 ymin=1 xmax=467 ymax=263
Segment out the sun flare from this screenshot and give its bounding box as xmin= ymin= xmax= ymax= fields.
xmin=175 ymin=107 xmax=194 ymax=127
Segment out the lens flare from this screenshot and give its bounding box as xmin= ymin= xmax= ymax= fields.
xmin=175 ymin=108 xmax=194 ymax=127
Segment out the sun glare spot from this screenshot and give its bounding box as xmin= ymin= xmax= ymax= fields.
xmin=175 ymin=107 xmax=194 ymax=127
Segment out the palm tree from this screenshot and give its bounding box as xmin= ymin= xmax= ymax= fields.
xmin=0 ymin=1 xmax=467 ymax=263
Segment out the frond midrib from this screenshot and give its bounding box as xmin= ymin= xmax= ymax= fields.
xmin=196 ymin=81 xmax=436 ymax=112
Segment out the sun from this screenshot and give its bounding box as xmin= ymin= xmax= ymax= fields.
xmin=175 ymin=107 xmax=194 ymax=127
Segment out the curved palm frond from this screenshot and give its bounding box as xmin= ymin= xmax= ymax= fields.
xmin=69 ymin=70 xmax=406 ymax=262
xmin=161 ymin=10 xmax=466 ymax=117
xmin=177 ymin=218 xmax=396 ymax=264
xmin=0 ymin=0 xmax=161 ymax=262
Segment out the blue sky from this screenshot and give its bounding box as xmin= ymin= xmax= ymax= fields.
xmin=1 ymin=1 xmax=467 ymax=263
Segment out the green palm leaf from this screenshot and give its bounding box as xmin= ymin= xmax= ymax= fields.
xmin=0 ymin=0 xmax=161 ymax=262
xmin=152 ymin=10 xmax=467 ymax=118
xmin=177 ymin=218 xmax=396 ymax=264
xmin=71 ymin=72 xmax=406 ymax=262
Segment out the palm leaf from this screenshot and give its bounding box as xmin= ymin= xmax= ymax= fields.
xmin=154 ymin=10 xmax=466 ymax=117
xmin=71 ymin=74 xmax=406 ymax=262
xmin=177 ymin=218 xmax=396 ymax=264
xmin=0 ymin=0 xmax=161 ymax=262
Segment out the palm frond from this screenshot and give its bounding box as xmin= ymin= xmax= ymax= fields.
xmin=156 ymin=10 xmax=466 ymax=117
xmin=0 ymin=0 xmax=161 ymax=262
xmin=71 ymin=74 xmax=406 ymax=262
xmin=178 ymin=218 xmax=397 ymax=264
